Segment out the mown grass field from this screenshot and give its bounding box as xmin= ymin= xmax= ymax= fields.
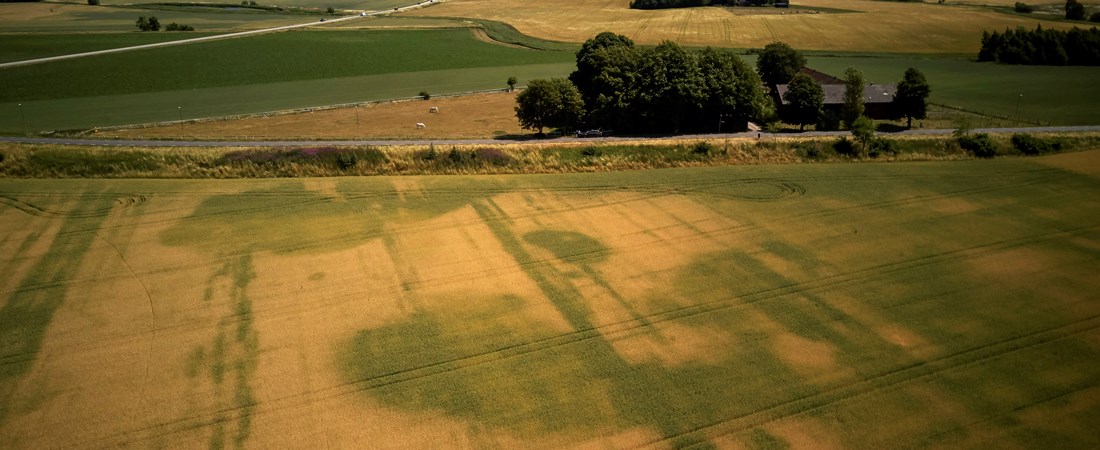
xmin=1 ymin=150 xmax=1098 ymax=448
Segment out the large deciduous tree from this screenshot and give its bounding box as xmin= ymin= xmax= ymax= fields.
xmin=782 ymin=73 xmax=823 ymax=131
xmin=635 ymin=41 xmax=707 ymax=133
xmin=570 ymin=32 xmax=640 ymax=131
xmin=841 ymin=66 xmax=865 ymax=129
xmin=894 ymin=67 xmax=931 ymax=129
xmin=1066 ymin=0 xmax=1085 ymax=20
xmin=697 ymin=47 xmax=772 ymax=132
xmin=756 ymin=41 xmax=806 ymax=89
xmin=514 ymin=78 xmax=584 ymax=135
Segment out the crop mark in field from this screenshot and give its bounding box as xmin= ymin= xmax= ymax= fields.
xmin=0 ymin=193 xmax=114 ymax=427
xmin=327 ymin=223 xmax=1100 ymax=399
xmin=0 ymin=194 xmax=146 ymax=218
xmin=650 ymin=314 xmax=1100 ymax=449
xmin=184 ymin=255 xmax=258 ymax=450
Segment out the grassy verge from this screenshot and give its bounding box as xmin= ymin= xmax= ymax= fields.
xmin=3 ymin=133 xmax=1097 ymax=178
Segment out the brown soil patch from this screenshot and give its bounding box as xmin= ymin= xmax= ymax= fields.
xmin=470 ymin=27 xmax=528 ymax=49
xmin=94 ymin=91 xmax=526 ymax=140
xmin=1035 ymin=149 xmax=1100 ymax=178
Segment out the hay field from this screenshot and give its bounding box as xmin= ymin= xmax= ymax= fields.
xmin=96 ymin=91 xmax=527 ymax=140
xmin=2 ymin=151 xmax=1099 ymax=448
xmin=406 ymin=0 xmax=1075 ymax=53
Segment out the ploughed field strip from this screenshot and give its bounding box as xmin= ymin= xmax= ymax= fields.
xmin=1 ymin=153 xmax=1099 ymax=447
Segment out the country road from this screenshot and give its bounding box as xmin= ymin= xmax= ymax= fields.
xmin=0 ymin=1 xmax=437 ymax=70
xmin=2 ymin=125 xmax=1098 ymax=147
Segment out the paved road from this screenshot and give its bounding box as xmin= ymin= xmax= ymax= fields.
xmin=3 ymin=125 xmax=1099 ymax=147
xmin=0 ymin=1 xmax=436 ymax=70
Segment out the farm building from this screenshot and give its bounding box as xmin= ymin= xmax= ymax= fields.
xmin=774 ymin=68 xmax=897 ymax=120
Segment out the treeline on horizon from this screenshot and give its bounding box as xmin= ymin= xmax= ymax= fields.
xmin=979 ymin=25 xmax=1100 ymax=65
xmin=630 ymin=0 xmax=778 ymax=10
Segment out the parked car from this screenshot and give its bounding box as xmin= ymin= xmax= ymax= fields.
xmin=575 ymin=129 xmax=603 ymax=138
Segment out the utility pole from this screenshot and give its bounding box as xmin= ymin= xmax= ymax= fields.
xmin=355 ymin=105 xmax=360 ymax=136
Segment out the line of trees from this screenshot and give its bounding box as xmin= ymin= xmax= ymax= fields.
xmin=978 ymin=25 xmax=1100 ymax=65
xmin=516 ymin=34 xmax=930 ymax=135
xmin=630 ymin=0 xmax=782 ymax=9
xmin=630 ymin=0 xmax=727 ymax=9
xmin=567 ymin=32 xmax=772 ymax=134
xmin=136 ymin=16 xmax=194 ymax=31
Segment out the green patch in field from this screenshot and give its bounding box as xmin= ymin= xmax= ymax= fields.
xmin=159 ymin=177 xmax=507 ymax=254
xmin=0 ymin=192 xmax=115 ymax=426
xmin=523 ymin=230 xmax=609 ymax=263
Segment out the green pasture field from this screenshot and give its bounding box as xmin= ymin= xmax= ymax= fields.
xmin=806 ymin=55 xmax=1100 ymax=126
xmin=0 ymin=29 xmax=572 ymax=103
xmin=0 ymin=3 xmax=311 ymax=33
xmin=0 ymin=152 xmax=1098 ymax=447
xmin=0 ymin=33 xmax=217 ymax=63
xmin=0 ymin=28 xmax=574 ymax=133
xmin=94 ymin=0 xmax=417 ymax=11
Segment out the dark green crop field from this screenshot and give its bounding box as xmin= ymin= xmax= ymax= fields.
xmin=0 ymin=29 xmax=574 ymax=103
xmin=0 ymin=33 xmax=218 ymax=63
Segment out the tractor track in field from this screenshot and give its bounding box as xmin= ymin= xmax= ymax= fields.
xmin=658 ymin=313 xmax=1100 ymax=449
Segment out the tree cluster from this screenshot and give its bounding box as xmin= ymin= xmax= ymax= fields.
xmin=567 ymin=32 xmax=771 ymax=134
xmin=514 ymin=78 xmax=584 ymax=134
xmin=979 ymin=25 xmax=1100 ymax=65
xmin=1013 ymin=2 xmax=1033 ymax=12
xmin=630 ymin=0 xmax=728 ymax=9
xmin=136 ymin=16 xmax=161 ymax=32
xmin=1066 ymin=0 xmax=1085 ymax=20
xmin=166 ymin=23 xmax=194 ymax=31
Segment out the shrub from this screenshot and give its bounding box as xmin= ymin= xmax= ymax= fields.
xmin=448 ymin=146 xmax=461 ymax=162
xmin=692 ymin=141 xmax=715 ymax=155
xmin=326 ymin=6 xmax=335 ymax=13
xmin=958 ymin=133 xmax=998 ymax=158
xmin=1010 ymin=133 xmax=1063 ymax=155
xmin=475 ymin=148 xmax=514 ymax=166
xmin=87 ymin=0 xmax=100 ymax=5
xmin=334 ymin=152 xmax=358 ymax=170
xmin=419 ymin=91 xmax=430 ymax=100
xmin=1013 ymin=2 xmax=1033 ymax=12
xmin=868 ymin=138 xmax=898 ymax=158
xmin=1091 ymin=12 xmax=1100 ymax=22
xmin=424 ymin=144 xmax=437 ymax=160
xmin=794 ymin=141 xmax=829 ymax=160
xmin=833 ymin=137 xmax=858 ymax=156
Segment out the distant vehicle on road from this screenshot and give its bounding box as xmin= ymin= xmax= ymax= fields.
xmin=575 ymin=129 xmax=605 ymax=138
